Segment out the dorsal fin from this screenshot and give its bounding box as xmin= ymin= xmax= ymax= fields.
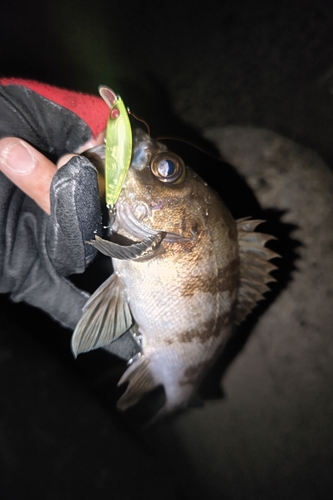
xmin=235 ymin=218 xmax=279 ymax=324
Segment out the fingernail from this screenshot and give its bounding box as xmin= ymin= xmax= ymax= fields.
xmin=0 ymin=140 xmax=37 ymax=174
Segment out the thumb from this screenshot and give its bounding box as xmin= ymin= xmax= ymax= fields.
xmin=0 ymin=137 xmax=55 ymax=214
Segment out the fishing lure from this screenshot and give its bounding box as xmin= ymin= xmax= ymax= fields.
xmin=98 ymin=86 xmax=132 ymax=212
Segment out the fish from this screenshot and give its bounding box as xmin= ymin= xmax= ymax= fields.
xmin=72 ymin=129 xmax=278 ymax=418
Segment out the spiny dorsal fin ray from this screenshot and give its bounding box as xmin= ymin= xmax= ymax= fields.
xmin=235 ymin=218 xmax=279 ymax=325
xmin=88 ymin=233 xmax=164 ymax=260
xmin=117 ymin=356 xmax=157 ymax=411
xmin=237 ymin=217 xmax=266 ymax=231
xmin=242 ymin=261 xmax=278 ymax=280
xmin=240 ymin=278 xmax=271 ymax=295
xmin=71 ymin=273 xmax=132 ymax=357
xmin=238 ymin=244 xmax=279 ymax=260
xmin=238 ymin=231 xmax=277 ymax=245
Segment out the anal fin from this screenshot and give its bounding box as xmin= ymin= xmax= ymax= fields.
xmin=117 ymin=356 xmax=157 ymax=411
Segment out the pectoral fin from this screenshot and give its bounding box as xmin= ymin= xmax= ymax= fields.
xmin=71 ymin=273 xmax=132 ymax=357
xmin=235 ymin=218 xmax=280 ymax=324
xmin=88 ymin=233 xmax=164 ymax=260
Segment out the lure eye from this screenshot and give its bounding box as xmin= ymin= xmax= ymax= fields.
xmin=150 ymin=152 xmax=185 ymax=184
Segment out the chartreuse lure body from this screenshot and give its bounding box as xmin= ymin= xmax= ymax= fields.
xmin=98 ymin=86 xmax=132 ymax=208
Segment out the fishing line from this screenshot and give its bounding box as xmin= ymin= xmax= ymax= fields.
xmin=128 ymin=108 xmax=223 ymax=162
xmin=155 ymin=136 xmax=224 ymax=162
xmin=127 ymin=108 xmax=151 ymax=136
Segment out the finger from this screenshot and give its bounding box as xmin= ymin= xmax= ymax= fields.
xmin=57 ymin=153 xmax=79 ymax=169
xmin=57 ymin=127 xmax=106 ymax=195
xmin=57 ymin=127 xmax=106 ymax=168
xmin=57 ymin=153 xmax=105 ymax=199
xmin=75 ymin=129 xmax=106 ymax=153
xmin=0 ymin=137 xmax=56 ymax=214
xmin=48 ymin=155 xmax=101 ymax=274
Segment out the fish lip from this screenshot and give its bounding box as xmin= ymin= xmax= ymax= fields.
xmin=115 ymin=202 xmax=192 ymax=243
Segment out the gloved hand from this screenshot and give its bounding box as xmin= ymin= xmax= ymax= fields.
xmin=0 ymin=79 xmax=139 ymax=359
xmin=0 ymin=79 xmax=109 ymax=328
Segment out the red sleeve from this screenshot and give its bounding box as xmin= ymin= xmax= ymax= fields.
xmin=0 ymin=78 xmax=109 ymax=139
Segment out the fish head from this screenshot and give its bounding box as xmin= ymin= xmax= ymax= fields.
xmin=113 ymin=129 xmax=213 ymax=241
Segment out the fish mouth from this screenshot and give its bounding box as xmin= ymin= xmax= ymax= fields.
xmin=114 ymin=202 xmax=191 ymax=243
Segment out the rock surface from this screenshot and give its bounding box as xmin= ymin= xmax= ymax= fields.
xmin=145 ymin=127 xmax=333 ymax=500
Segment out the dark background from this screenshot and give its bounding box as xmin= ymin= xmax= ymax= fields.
xmin=1 ymin=1 xmax=333 ymax=499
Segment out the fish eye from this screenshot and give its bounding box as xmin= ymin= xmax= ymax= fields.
xmin=150 ymin=152 xmax=186 ymax=184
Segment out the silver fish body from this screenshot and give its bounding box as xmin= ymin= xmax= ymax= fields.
xmin=72 ymin=129 xmax=277 ymax=417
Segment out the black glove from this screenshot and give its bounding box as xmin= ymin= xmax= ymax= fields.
xmin=0 ymin=79 xmax=140 ymax=359
xmin=0 ymin=155 xmax=100 ymax=329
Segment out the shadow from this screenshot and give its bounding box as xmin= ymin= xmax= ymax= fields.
xmin=200 ymin=210 xmax=301 ymax=400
